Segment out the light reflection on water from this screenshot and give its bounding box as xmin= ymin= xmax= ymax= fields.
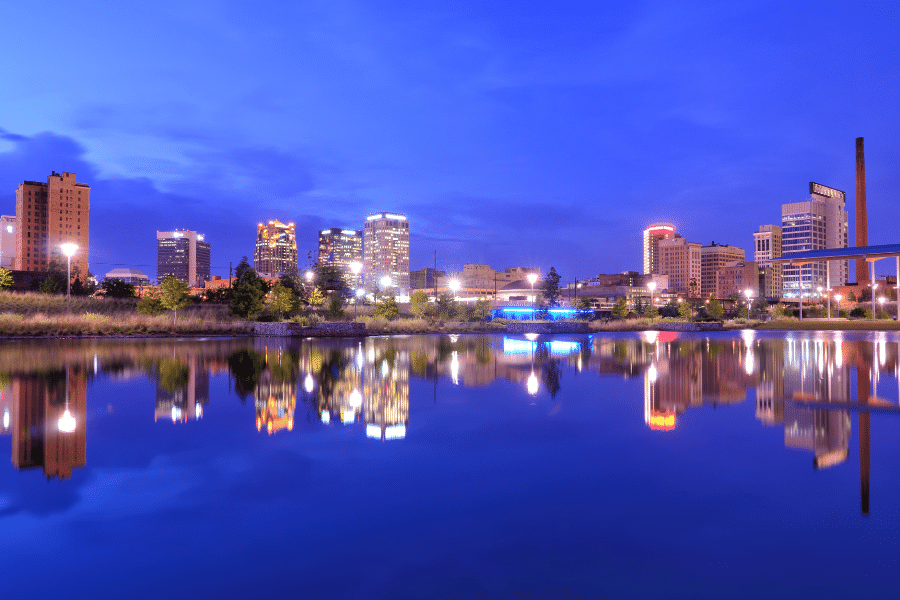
xmin=1 ymin=332 xmax=900 ymax=597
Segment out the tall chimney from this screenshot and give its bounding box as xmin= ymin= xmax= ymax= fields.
xmin=855 ymin=137 xmax=868 ymax=284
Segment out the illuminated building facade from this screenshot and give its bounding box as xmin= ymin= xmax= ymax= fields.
xmin=657 ymin=237 xmax=701 ymax=293
xmin=642 ymin=222 xmax=676 ymax=275
xmin=753 ymin=225 xmax=783 ymax=298
xmin=14 ymin=171 xmax=90 ymax=277
xmin=363 ymin=338 xmax=410 ymax=440
xmin=363 ymin=212 xmax=409 ymax=294
xmin=715 ymin=261 xmax=761 ymax=299
xmin=254 ymin=220 xmax=297 ymax=277
xmin=781 ymin=183 xmax=849 ymax=297
xmin=154 ymin=357 xmax=210 ymax=424
xmin=318 ymin=228 xmax=363 ymax=288
xmin=0 ymin=215 xmax=15 ymax=268
xmin=157 ymin=229 xmax=211 ymax=286
xmin=700 ymin=242 xmax=745 ymax=298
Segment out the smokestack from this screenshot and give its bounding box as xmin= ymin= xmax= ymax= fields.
xmin=855 ymin=137 xmax=868 ymax=284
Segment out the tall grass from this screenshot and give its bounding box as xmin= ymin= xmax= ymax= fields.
xmin=355 ymin=316 xmax=504 ymax=334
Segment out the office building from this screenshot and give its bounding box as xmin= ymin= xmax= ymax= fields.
xmin=700 ymin=242 xmax=744 ymax=298
xmin=753 ymin=225 xmax=783 ymax=298
xmin=436 ymin=264 xmax=540 ymax=296
xmin=781 ymin=182 xmax=849 ymax=297
xmin=254 ymin=220 xmax=297 ymax=277
xmin=0 ymin=215 xmax=15 ymax=268
xmin=103 ymin=268 xmax=150 ymax=286
xmin=363 ymin=212 xmax=409 ymax=294
xmin=14 ymin=171 xmax=90 ymax=278
xmin=409 ymin=267 xmax=446 ymax=291
xmin=157 ymin=230 xmax=210 ymax=287
xmin=715 ymin=261 xmax=761 ymax=299
xmin=318 ymin=228 xmax=363 ymax=288
xmin=657 ymin=237 xmax=701 ymax=294
xmin=643 ymin=222 xmax=676 ymax=275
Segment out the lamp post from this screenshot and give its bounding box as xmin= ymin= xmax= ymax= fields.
xmin=834 ymin=293 xmax=842 ymax=318
xmin=647 ymin=281 xmax=657 ymax=322
xmin=354 ymin=288 xmax=364 ymax=319
xmin=60 ymin=243 xmax=78 ymax=314
xmin=744 ymin=288 xmax=753 ymax=321
xmin=527 ymin=272 xmax=538 ymax=319
xmin=349 ymin=261 xmax=363 ymax=318
xmin=879 ymin=296 xmax=886 ymax=320
xmin=871 ymin=283 xmax=878 ymax=321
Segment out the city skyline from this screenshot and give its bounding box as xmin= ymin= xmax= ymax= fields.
xmin=0 ymin=3 xmax=898 ymax=283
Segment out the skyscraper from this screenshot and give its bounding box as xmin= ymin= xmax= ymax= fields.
xmin=254 ymin=220 xmax=297 ymax=277
xmin=318 ymin=228 xmax=363 ymax=288
xmin=700 ymin=242 xmax=745 ymax=298
xmin=643 ymin=223 xmax=676 ymax=275
xmin=781 ymin=183 xmax=848 ymax=297
xmin=157 ymin=229 xmax=211 ymax=286
xmin=14 ymin=171 xmax=90 ymax=277
xmin=657 ymin=237 xmax=701 ymax=294
xmin=363 ymin=212 xmax=409 ymax=294
xmin=753 ymin=225 xmax=783 ymax=298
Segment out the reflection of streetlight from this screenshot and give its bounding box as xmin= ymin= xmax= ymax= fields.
xmin=60 ymin=243 xmax=78 ymax=314
xmin=527 ymin=273 xmax=538 ymax=318
xmin=527 ymin=371 xmax=538 ymax=395
xmin=744 ymin=288 xmax=753 ymax=321
xmin=647 ymin=281 xmax=657 ymax=322
xmin=304 ymin=373 xmax=314 ymax=393
xmin=349 ymin=389 xmax=362 ymax=409
xmin=58 ymin=364 xmax=76 ymax=433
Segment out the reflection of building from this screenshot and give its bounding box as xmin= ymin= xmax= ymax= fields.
xmin=364 ymin=339 xmax=410 ymax=440
xmin=157 ymin=229 xmax=211 ymax=286
xmin=255 ymin=220 xmax=297 ymax=277
xmin=255 ymin=368 xmax=296 ymax=435
xmin=363 ymin=212 xmax=409 ymax=295
xmin=15 ymin=171 xmax=91 ymax=277
xmin=10 ymin=367 xmax=87 ymax=480
xmin=318 ymin=228 xmax=363 ymax=288
xmin=154 ymin=357 xmax=210 ymax=424
xmin=782 ymin=183 xmax=849 ymax=297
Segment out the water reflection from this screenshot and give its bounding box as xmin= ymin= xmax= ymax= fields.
xmin=0 ymin=334 xmax=898 ymax=514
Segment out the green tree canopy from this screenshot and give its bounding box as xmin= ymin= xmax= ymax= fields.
xmin=473 ymin=297 xmax=492 ymax=321
xmin=0 ymin=267 xmax=13 ymax=290
xmin=410 ymin=290 xmax=430 ymax=318
xmin=136 ymin=289 xmax=165 ymax=316
xmin=102 ymin=278 xmax=136 ymax=299
xmin=269 ymin=282 xmax=298 ymax=318
xmin=678 ymin=300 xmax=692 ymax=320
xmin=374 ymin=291 xmax=400 ymax=320
xmin=612 ymin=297 xmax=629 ymax=319
xmin=542 ymin=267 xmax=562 ymax=307
xmin=230 ymin=257 xmax=267 ymax=319
xmin=707 ymin=299 xmax=724 ymax=320
xmin=308 ymin=286 xmax=325 ymax=306
xmin=160 ymin=275 xmax=193 ymax=322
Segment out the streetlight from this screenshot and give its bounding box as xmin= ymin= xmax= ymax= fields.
xmin=879 ymin=296 xmax=886 ymax=319
xmin=834 ymin=293 xmax=843 ymax=318
xmin=527 ymin=272 xmax=538 ymax=319
xmin=744 ymin=288 xmax=753 ymax=321
xmin=349 ymin=260 xmax=362 ymax=288
xmin=354 ymin=288 xmax=364 ymax=319
xmin=871 ymin=283 xmax=878 ymax=321
xmin=449 ymin=279 xmax=460 ymax=299
xmin=60 ymin=243 xmax=78 ymax=314
xmin=647 ymin=281 xmax=657 ymax=322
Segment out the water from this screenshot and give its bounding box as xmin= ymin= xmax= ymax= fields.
xmin=1 ymin=331 xmax=898 ymax=599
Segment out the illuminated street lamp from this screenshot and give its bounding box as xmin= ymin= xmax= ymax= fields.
xmin=449 ymin=279 xmax=460 ymax=299
xmin=380 ymin=275 xmax=392 ymax=290
xmin=744 ymin=288 xmax=753 ymax=321
xmin=527 ymin=272 xmax=539 ymax=318
xmin=647 ymin=281 xmax=657 ymax=322
xmin=871 ymin=282 xmax=878 ymax=321
xmin=879 ymin=296 xmax=887 ymax=319
xmin=834 ymin=293 xmax=843 ymax=318
xmin=349 ymin=260 xmax=362 ymax=287
xmin=60 ymin=243 xmax=78 ymax=314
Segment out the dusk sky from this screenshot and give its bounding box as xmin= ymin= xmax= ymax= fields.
xmin=1 ymin=1 xmax=898 ymax=283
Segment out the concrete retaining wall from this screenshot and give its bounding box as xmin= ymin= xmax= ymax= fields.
xmin=253 ymin=322 xmax=367 ymax=337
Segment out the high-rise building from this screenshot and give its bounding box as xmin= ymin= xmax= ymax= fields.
xmin=781 ymin=183 xmax=849 ymax=297
xmin=700 ymin=242 xmax=745 ymax=298
xmin=657 ymin=237 xmax=701 ymax=294
xmin=318 ymin=228 xmax=363 ymax=288
xmin=643 ymin=223 xmax=676 ymax=275
xmin=254 ymin=220 xmax=297 ymax=277
xmin=14 ymin=171 xmax=90 ymax=277
xmin=715 ymin=261 xmax=761 ymax=299
xmin=157 ymin=230 xmax=211 ymax=286
xmin=363 ymin=212 xmax=409 ymax=294
xmin=0 ymin=215 xmax=15 ymax=268
xmin=753 ymin=225 xmax=783 ymax=298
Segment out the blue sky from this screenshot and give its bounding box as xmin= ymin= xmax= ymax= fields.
xmin=1 ymin=1 xmax=898 ymax=282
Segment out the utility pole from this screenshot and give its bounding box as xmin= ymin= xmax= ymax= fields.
xmin=434 ymin=250 xmax=438 ymax=300
xmin=229 ymin=262 xmax=233 ymax=288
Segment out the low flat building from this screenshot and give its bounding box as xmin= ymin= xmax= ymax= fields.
xmin=103 ymin=268 xmax=150 ymax=286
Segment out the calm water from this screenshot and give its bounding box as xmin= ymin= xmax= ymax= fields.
xmin=1 ymin=331 xmax=899 ymax=599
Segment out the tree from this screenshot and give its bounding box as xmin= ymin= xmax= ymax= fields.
xmin=102 ymin=278 xmax=136 ymax=299
xmin=410 ymin=290 xmax=430 ymax=318
xmin=325 ymin=292 xmax=345 ymax=319
xmin=542 ymin=267 xmax=562 ymax=307
xmin=374 ymin=291 xmax=399 ymax=320
xmin=308 ymin=287 xmax=325 ymax=306
xmin=204 ymin=287 xmax=232 ymax=303
xmin=230 ymin=257 xmax=267 ymax=319
xmin=435 ymin=292 xmax=458 ymax=320
xmin=473 ymin=297 xmax=492 ymax=321
xmin=160 ymin=275 xmax=192 ymax=322
xmin=136 ymin=289 xmax=165 ymax=316
xmin=678 ymin=300 xmax=692 ymax=320
xmin=707 ymin=299 xmax=724 ymax=320
xmin=612 ymin=297 xmax=629 ymax=319
xmin=269 ymin=283 xmax=297 ymax=319
xmin=0 ymin=267 xmax=13 ymax=290
xmin=316 ymin=265 xmax=349 ymax=297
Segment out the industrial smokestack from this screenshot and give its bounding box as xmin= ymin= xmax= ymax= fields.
xmin=855 ymin=137 xmax=868 ymax=284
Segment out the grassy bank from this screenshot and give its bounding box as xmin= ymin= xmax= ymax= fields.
xmin=355 ymin=316 xmax=506 ymax=334
xmin=755 ymin=318 xmax=900 ymax=331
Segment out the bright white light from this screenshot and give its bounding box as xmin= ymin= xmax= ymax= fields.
xmin=449 ymin=279 xmax=460 ymax=292
xmin=58 ymin=409 xmax=76 ymax=433
xmin=321 ymin=411 xmax=331 ymax=424
xmin=5 ymin=225 xmax=11 ymax=233
xmin=349 ymin=389 xmax=362 ymax=408
xmin=366 ymin=423 xmax=382 ymax=438
xmin=60 ymin=242 xmax=78 ymax=258
xmin=381 ymin=360 xmax=389 ymax=377
xmin=304 ymin=373 xmax=314 ymax=393
xmin=341 ymin=410 xmax=355 ymax=424
xmin=195 ymin=404 xmax=202 ymax=420
xmin=350 ymin=261 xmax=362 ymax=275
xmin=341 ymin=230 xmax=359 ymax=236
xmin=744 ymin=288 xmax=753 ymax=299
xmin=527 ymin=273 xmax=538 ymax=285
xmin=356 ymin=288 xmax=364 ymax=297
xmin=524 ymin=333 xmax=539 ymax=342
xmin=527 ymin=371 xmax=539 ymax=395
xmin=647 ymin=281 xmax=657 ymax=292
xmin=641 ymin=331 xmax=659 ymax=344
xmin=879 ymin=297 xmax=886 ymax=305
xmin=3 ymin=409 xmax=9 ymax=429
xmin=380 ymin=275 xmax=392 ymax=288
xmin=384 ymin=424 xmax=406 ymax=439
xmin=451 ymin=351 xmax=459 ymax=385
xmin=648 ymin=364 xmax=658 ymax=383
xmin=305 ymin=271 xmax=314 ymax=281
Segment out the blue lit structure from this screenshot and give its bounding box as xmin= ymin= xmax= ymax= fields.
xmin=490 ymin=307 xmax=594 ymax=321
